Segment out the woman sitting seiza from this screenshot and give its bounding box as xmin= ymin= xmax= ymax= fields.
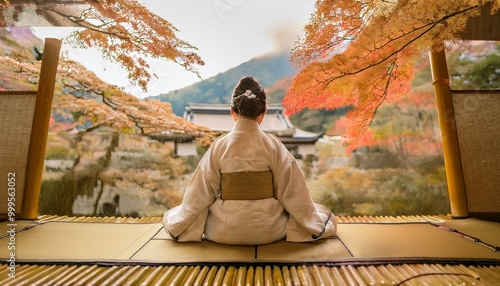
xmin=163 ymin=76 xmax=337 ymax=245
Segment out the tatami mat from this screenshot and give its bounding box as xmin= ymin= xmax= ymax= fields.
xmin=131 ymin=240 xmax=255 ymax=263
xmin=153 ymin=228 xmax=170 ymax=240
xmin=0 ymin=222 xmax=162 ymax=260
xmin=144 ymin=227 xmax=352 ymax=262
xmin=255 ymin=238 xmax=352 ymax=262
xmin=0 ymin=218 xmax=499 ymax=264
xmin=0 ymin=220 xmax=39 ymax=236
xmin=337 ymin=223 xmax=500 ymax=260
xmin=107 ymin=223 xmax=500 ymax=263
xmin=135 ymin=234 xmax=352 ymax=263
xmin=440 ymin=218 xmax=500 ymax=247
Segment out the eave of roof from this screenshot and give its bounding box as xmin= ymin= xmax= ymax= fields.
xmin=184 ymin=103 xmax=323 ymax=143
xmin=148 ymin=133 xmax=195 ymax=143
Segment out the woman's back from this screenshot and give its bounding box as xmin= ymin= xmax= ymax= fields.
xmin=162 ymin=76 xmax=336 ymax=245
xmin=204 ymin=119 xmax=289 ymax=245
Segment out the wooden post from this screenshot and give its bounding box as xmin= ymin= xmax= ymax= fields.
xmin=429 ymin=47 xmax=468 ymax=218
xmin=20 ymin=38 xmax=61 ymax=219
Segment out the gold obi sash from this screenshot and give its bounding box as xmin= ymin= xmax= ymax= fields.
xmin=220 ymin=171 xmax=275 ymax=200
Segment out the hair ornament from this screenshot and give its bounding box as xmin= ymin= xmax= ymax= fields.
xmin=242 ymin=89 xmax=256 ymax=99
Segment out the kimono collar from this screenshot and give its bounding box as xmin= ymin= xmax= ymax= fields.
xmin=232 ymin=118 xmax=261 ymax=132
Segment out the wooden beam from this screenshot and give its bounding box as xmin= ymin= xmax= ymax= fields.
xmin=429 ymin=47 xmax=468 ymax=218
xmin=21 ymin=38 xmax=61 ymax=219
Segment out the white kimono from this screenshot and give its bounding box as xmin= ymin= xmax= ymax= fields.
xmin=163 ymin=119 xmax=337 ymax=245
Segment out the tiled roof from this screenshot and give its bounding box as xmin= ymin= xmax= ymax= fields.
xmin=184 ymin=104 xmax=322 ymax=143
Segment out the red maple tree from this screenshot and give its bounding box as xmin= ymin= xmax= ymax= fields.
xmin=284 ymin=0 xmax=498 ymax=151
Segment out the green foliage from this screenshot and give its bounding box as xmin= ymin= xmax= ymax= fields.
xmin=266 ymin=89 xmax=286 ymax=104
xmin=290 ymin=107 xmax=350 ymax=133
xmin=39 ymin=173 xmax=75 ymax=215
xmin=45 ymin=145 xmax=72 ymax=159
xmin=451 ymin=43 xmax=500 ymax=89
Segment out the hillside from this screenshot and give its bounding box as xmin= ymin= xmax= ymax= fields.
xmin=0 ymin=27 xmax=43 ymax=59
xmin=0 ymin=27 xmax=44 ymax=90
xmin=150 ymin=52 xmax=298 ymax=116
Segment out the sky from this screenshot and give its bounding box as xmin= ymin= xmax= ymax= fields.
xmin=33 ymin=0 xmax=316 ymax=98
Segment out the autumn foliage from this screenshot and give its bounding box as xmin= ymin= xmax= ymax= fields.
xmin=0 ymin=28 xmax=215 ymax=147
xmin=54 ymin=59 xmax=216 ymax=147
xmin=1 ymin=0 xmax=204 ymax=91
xmin=284 ymin=0 xmax=499 ymax=151
xmin=71 ymin=1 xmax=204 ymax=90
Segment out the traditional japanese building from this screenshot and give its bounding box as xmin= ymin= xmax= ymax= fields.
xmin=178 ymin=103 xmax=323 ymax=158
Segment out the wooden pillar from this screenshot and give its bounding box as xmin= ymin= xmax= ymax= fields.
xmin=429 ymin=47 xmax=468 ymax=218
xmin=21 ymin=38 xmax=61 ymax=219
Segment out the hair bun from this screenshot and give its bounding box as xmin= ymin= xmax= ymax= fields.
xmin=233 ymin=76 xmax=260 ymax=95
xmin=231 ymin=76 xmax=267 ymax=118
xmin=238 ymin=76 xmax=257 ymax=90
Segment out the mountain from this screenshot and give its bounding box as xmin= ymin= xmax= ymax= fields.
xmin=149 ymin=52 xmax=298 ymax=116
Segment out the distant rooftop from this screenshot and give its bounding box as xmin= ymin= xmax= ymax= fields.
xmin=184 ymin=103 xmax=322 ymax=144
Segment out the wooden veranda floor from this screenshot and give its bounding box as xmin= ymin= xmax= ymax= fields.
xmin=0 ymin=215 xmax=499 ymax=285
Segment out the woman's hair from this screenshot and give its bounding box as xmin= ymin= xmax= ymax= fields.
xmin=231 ymin=76 xmax=267 ymax=118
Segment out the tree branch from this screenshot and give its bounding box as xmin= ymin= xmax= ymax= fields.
xmin=322 ymin=4 xmax=481 ymax=87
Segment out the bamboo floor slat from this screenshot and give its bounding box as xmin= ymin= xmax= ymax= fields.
xmin=2 ymin=215 xmax=496 ymax=285
xmin=0 ymin=263 xmax=498 ymax=285
xmin=36 ymin=214 xmax=450 ymax=224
